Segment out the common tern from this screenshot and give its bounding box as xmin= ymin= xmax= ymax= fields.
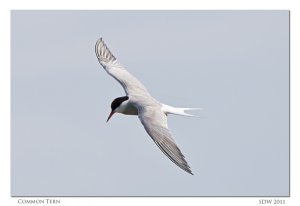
xmin=95 ymin=38 xmax=200 ymax=175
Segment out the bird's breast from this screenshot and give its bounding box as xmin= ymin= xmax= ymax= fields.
xmin=122 ymin=104 xmax=138 ymax=115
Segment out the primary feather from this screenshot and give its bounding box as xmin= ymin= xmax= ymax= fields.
xmin=95 ymin=38 xmax=150 ymax=96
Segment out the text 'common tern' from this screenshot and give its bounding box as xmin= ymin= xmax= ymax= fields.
xmin=95 ymin=38 xmax=200 ymax=175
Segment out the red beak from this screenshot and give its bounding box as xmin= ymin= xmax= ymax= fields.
xmin=106 ymin=111 xmax=115 ymax=122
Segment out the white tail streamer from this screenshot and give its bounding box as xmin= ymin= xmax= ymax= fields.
xmin=161 ymin=104 xmax=202 ymax=117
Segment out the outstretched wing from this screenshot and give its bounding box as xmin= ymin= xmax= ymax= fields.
xmin=138 ymin=106 xmax=193 ymax=175
xmin=95 ymin=38 xmax=150 ymax=96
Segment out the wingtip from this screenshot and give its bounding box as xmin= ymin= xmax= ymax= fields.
xmin=95 ymin=37 xmax=103 ymax=47
xmin=95 ymin=37 xmax=117 ymax=63
xmin=186 ymin=168 xmax=194 ymax=175
xmin=183 ymin=168 xmax=194 ymax=175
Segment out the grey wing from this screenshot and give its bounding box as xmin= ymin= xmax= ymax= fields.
xmin=95 ymin=38 xmax=150 ymax=96
xmin=138 ymin=106 xmax=193 ymax=175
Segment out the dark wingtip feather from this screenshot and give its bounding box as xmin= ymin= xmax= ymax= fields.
xmin=95 ymin=37 xmax=117 ymax=63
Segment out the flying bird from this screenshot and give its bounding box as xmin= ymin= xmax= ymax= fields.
xmin=95 ymin=38 xmax=200 ymax=175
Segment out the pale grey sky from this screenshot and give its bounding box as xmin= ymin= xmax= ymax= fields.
xmin=11 ymin=10 xmax=289 ymax=196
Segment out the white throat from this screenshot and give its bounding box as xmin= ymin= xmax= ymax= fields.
xmin=115 ymin=100 xmax=129 ymax=113
xmin=115 ymin=100 xmax=138 ymax=115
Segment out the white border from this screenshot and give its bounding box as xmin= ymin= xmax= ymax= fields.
xmin=1 ymin=1 xmax=299 ymax=206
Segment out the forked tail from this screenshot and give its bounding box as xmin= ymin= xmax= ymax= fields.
xmin=161 ymin=104 xmax=202 ymax=117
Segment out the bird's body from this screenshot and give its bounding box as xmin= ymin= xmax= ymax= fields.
xmin=95 ymin=38 xmax=200 ymax=175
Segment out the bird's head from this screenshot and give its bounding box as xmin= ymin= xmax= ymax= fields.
xmin=106 ymin=96 xmax=129 ymax=122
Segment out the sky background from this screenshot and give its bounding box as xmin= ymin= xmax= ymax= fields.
xmin=11 ymin=10 xmax=289 ymax=196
